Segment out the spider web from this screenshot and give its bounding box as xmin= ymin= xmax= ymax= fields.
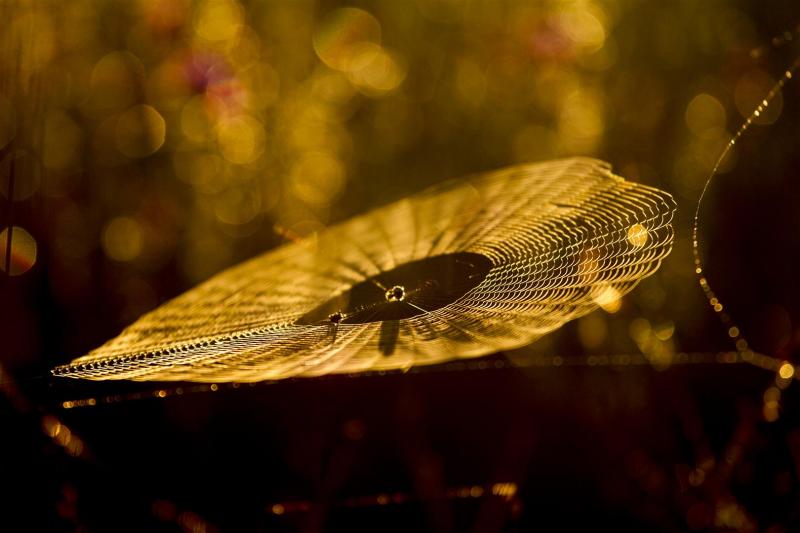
xmin=52 ymin=157 xmax=675 ymax=382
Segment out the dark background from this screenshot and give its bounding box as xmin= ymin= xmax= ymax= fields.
xmin=2 ymin=0 xmax=800 ymax=530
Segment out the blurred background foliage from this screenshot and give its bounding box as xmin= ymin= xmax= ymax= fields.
xmin=2 ymin=0 xmax=798 ymax=374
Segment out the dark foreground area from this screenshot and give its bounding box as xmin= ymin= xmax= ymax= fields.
xmin=3 ymin=357 xmax=797 ymax=531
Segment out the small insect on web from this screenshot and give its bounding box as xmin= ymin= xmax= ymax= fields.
xmin=52 ymin=158 xmax=675 ymax=382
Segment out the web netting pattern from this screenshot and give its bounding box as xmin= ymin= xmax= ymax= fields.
xmin=53 ymin=158 xmax=676 ymax=382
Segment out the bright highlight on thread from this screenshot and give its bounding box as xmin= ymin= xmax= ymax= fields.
xmin=627 ymin=224 xmax=649 ymax=248
xmin=692 ymin=55 xmax=800 ymax=376
xmin=0 ymin=226 xmax=37 ymax=276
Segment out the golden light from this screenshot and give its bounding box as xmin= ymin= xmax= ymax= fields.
xmin=559 ymin=4 xmax=608 ymax=53
xmin=240 ymin=64 xmax=281 ymax=110
xmin=102 ymin=216 xmax=144 ymax=262
xmin=312 ymin=71 xmax=356 ymax=104
xmin=193 ymin=0 xmax=244 ymax=44
xmin=346 ymin=43 xmax=406 ymax=96
xmin=577 ymin=312 xmax=608 ymax=348
xmin=778 ymin=362 xmax=795 ymax=380
xmin=213 ymin=187 xmax=261 ymax=225
xmin=147 ymin=59 xmax=193 ymax=111
xmin=174 ymin=152 xmax=230 ymax=194
xmin=687 ymin=469 xmax=705 ymax=487
xmin=41 ymin=415 xmax=62 ymax=438
xmin=685 ymin=93 xmax=726 ymax=139
xmin=735 ymin=70 xmax=783 ymax=125
xmin=181 ymin=95 xmax=214 ymax=144
xmin=627 ymin=223 xmax=649 ymax=248
xmin=313 ymin=7 xmax=381 ymax=72
xmin=653 ymin=321 xmax=675 ymax=341
xmin=115 ymin=104 xmax=167 ymax=158
xmin=228 ymin=26 xmax=263 ymax=69
xmin=0 ymin=226 xmax=38 ymax=275
xmin=491 ymin=482 xmax=518 ymax=500
xmin=289 ymin=151 xmax=346 ymax=206
xmin=592 ymin=284 xmax=622 ymax=313
xmin=764 ymin=387 xmax=780 ymax=403
xmin=216 ymin=114 xmax=265 ymax=165
xmin=88 ymin=51 xmax=141 ymax=113
xmin=271 ymin=504 xmax=285 ymax=515
xmin=764 ymin=403 xmax=780 ymax=423
xmin=559 ymin=89 xmax=604 ymax=153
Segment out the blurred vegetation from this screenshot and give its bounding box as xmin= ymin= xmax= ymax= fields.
xmin=1 ymin=0 xmax=798 ymax=375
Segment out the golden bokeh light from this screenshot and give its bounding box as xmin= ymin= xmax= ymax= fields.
xmin=627 ymin=223 xmax=649 ymax=248
xmin=193 ymin=0 xmax=244 ymax=44
xmin=102 ymin=216 xmax=144 ymax=262
xmin=577 ymin=312 xmax=608 ymax=349
xmin=40 ymin=414 xmax=84 ymax=456
xmin=653 ymin=321 xmax=675 ymax=341
xmin=271 ymin=504 xmax=285 ymax=515
xmin=289 ymin=151 xmax=346 ymax=206
xmin=88 ymin=51 xmax=142 ymax=114
xmin=592 ymin=284 xmax=622 ymax=314
xmin=735 ymin=70 xmax=783 ymax=125
xmin=213 ymin=186 xmax=262 ymax=225
xmin=228 ymin=26 xmax=263 ymax=69
xmin=115 ymin=104 xmax=167 ymax=158
xmin=216 ymin=114 xmax=265 ymax=165
xmin=174 ymin=151 xmax=230 ymax=194
xmin=0 ymin=226 xmax=38 ymax=276
xmin=180 ymin=95 xmax=214 ymax=144
xmin=42 ymin=415 xmax=62 ymax=438
xmin=313 ymin=7 xmax=382 ymax=72
xmin=312 ymin=70 xmax=356 ymax=104
xmin=558 ymin=89 xmax=604 ymax=153
xmin=764 ymin=402 xmax=780 ymax=422
xmin=559 ymin=4 xmax=608 ymax=53
xmin=491 ymin=482 xmax=518 ymax=500
xmin=346 ymin=43 xmax=406 ymax=96
xmin=629 ymin=318 xmax=651 ymax=344
xmin=240 ymin=64 xmax=281 ymax=110
xmin=147 ymin=59 xmax=193 ymax=111
xmin=764 ymin=387 xmax=781 ymax=403
xmin=778 ymin=362 xmax=795 ymax=380
xmin=685 ymin=93 xmax=726 ymax=139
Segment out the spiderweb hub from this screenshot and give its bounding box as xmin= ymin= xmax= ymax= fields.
xmin=295 ymin=252 xmax=493 ymax=325
xmin=386 ymin=285 xmax=406 ymax=302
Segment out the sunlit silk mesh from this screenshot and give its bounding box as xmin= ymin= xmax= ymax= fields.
xmin=53 ymin=158 xmax=676 ymax=382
